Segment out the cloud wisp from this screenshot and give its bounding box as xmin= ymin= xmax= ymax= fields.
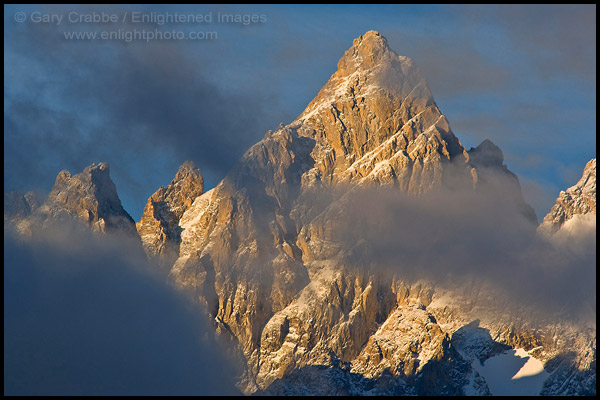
xmin=4 ymin=4 xmax=282 ymax=219
xmin=323 ymin=181 xmax=595 ymax=324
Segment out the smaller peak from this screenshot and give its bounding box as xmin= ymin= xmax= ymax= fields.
xmin=55 ymin=170 xmax=72 ymax=184
xmin=476 ymin=139 xmax=501 ymax=152
xmin=173 ymin=161 xmax=204 ymax=189
xmin=58 ymin=169 xmax=71 ymax=178
xmin=175 ymin=160 xmax=202 ymax=179
xmin=90 ymin=161 xmax=109 ymax=171
xmin=84 ymin=161 xmax=110 ymax=175
xmin=584 ymin=158 xmax=596 ymax=171
xmin=40 ymin=162 xmax=136 ymax=235
xmin=178 ymin=160 xmax=197 ymax=172
xmin=468 ymin=139 xmax=504 ymax=168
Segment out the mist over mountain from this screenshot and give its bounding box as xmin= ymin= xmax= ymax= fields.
xmin=3 ymin=223 xmax=241 ymax=396
xmin=4 ymin=30 xmax=595 ymax=396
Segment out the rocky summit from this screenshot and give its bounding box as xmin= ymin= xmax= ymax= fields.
xmin=162 ymin=31 xmax=588 ymax=395
xmin=294 ymin=30 xmax=468 ymax=191
xmin=8 ymin=162 xmax=137 ymax=237
xmin=3 ymin=31 xmax=595 ymax=396
xmin=137 ymin=161 xmax=204 ymax=268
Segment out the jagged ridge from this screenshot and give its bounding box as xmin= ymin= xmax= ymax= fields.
xmin=11 ymin=162 xmax=137 ymax=236
xmin=137 ymin=161 xmax=204 ymax=267
xmin=167 ymin=31 xmax=542 ymax=394
xmin=539 ymin=158 xmax=596 ymax=235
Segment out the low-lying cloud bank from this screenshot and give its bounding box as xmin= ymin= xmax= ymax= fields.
xmin=329 ymin=185 xmax=595 ymax=323
xmin=3 ymin=223 xmax=241 ymax=396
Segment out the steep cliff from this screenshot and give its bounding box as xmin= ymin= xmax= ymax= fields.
xmin=137 ymin=161 xmax=204 ymax=267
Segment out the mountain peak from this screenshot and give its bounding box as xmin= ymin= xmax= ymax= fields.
xmin=19 ymin=162 xmax=137 ymax=236
xmin=178 ymin=159 xmax=196 ymax=170
xmin=290 ymin=31 xmax=465 ymax=191
xmin=136 ymin=161 xmax=204 ymax=265
xmin=468 ymin=139 xmax=504 ymax=168
xmin=352 ymin=31 xmax=389 ymax=50
xmin=174 ymin=160 xmax=201 ymax=183
xmin=357 ymin=30 xmax=383 ymax=39
xmin=89 ymin=161 xmax=109 ymax=171
xmin=299 ymin=31 xmax=435 ymax=125
xmin=161 ymin=31 xmax=579 ymax=395
xmin=336 ymin=30 xmax=397 ymax=77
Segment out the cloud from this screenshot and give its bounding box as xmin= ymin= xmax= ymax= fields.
xmin=3 ymin=4 xmax=287 ymax=218
xmin=4 ymin=29 xmax=265 ymax=165
xmin=440 ymin=4 xmax=596 ymax=84
xmin=516 ymin=176 xmax=561 ymax=222
xmin=322 ymin=181 xmax=595 ymax=323
xmin=382 ymin=6 xmax=595 ymax=222
xmin=4 ymin=4 xmax=595 ymax=228
xmin=493 ymin=4 xmax=596 ymax=85
xmin=446 ymin=98 xmax=594 ymax=220
xmin=384 ymin=30 xmax=514 ymax=98
xmin=3 ymin=223 xmax=242 ymax=396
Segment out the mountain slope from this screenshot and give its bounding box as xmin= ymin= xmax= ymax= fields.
xmin=539 ymin=158 xmax=596 ymax=236
xmin=165 ymin=31 xmax=544 ymax=394
xmin=6 ymin=31 xmax=591 ymax=396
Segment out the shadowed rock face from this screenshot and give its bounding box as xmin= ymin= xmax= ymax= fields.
xmin=467 ymin=139 xmax=538 ymax=223
xmin=4 ymin=190 xmax=40 ymax=224
xmin=11 ymin=162 xmax=137 ymax=237
xmin=136 ymin=161 xmax=204 ymax=267
xmin=468 ymin=139 xmax=504 ymax=169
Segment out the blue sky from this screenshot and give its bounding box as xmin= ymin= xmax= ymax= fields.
xmin=4 ymin=4 xmax=596 ymax=221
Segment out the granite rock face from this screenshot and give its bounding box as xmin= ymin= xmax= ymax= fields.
xmin=137 ymin=161 xmax=204 ymax=267
xmin=11 ymin=162 xmax=137 ymax=237
xmin=165 ymin=31 xmax=549 ymax=394
xmin=539 ymin=158 xmax=596 ymax=236
xmin=7 ymin=30 xmax=593 ymax=396
xmin=294 ymin=30 xmax=470 ymax=192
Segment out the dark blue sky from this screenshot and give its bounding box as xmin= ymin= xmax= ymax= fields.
xmin=4 ymin=4 xmax=596 ymax=221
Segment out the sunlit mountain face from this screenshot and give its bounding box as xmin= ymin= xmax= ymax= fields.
xmin=4 ymin=5 xmax=596 ymax=396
